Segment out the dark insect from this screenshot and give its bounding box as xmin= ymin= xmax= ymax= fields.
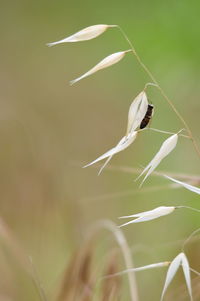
xmin=140 ymin=104 xmax=154 ymax=129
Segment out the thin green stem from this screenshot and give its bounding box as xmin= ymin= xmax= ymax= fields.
xmin=177 ymin=206 xmax=200 ymax=214
xmin=117 ymin=25 xmax=200 ymax=158
xmin=140 ymin=127 xmax=190 ymax=139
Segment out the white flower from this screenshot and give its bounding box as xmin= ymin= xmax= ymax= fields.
xmin=126 ymin=91 xmax=149 ymax=134
xmin=165 ymin=175 xmax=200 ymax=195
xmin=119 ymin=206 xmax=175 ymax=227
xmin=161 ymin=252 xmax=192 ymax=301
xmin=70 ymin=50 xmax=131 ymax=85
xmin=83 ymin=131 xmax=138 ymax=172
xmin=46 ymin=24 xmax=115 ymax=46
xmin=137 ymin=133 xmax=178 ymax=186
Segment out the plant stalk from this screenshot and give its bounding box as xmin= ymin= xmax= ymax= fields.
xmin=117 ymin=26 xmax=200 ymax=158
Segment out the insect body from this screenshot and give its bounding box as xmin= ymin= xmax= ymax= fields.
xmin=140 ymin=104 xmax=154 ymax=129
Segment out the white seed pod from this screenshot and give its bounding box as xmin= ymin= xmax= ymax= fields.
xmin=181 ymin=254 xmax=193 ymax=300
xmin=137 ymin=133 xmax=178 ymax=186
xmin=70 ymin=50 xmax=131 ymax=85
xmin=83 ymin=131 xmax=138 ymax=170
xmin=104 ymin=261 xmax=170 ymax=278
xmin=98 ymin=134 xmax=129 ymax=175
xmin=165 ymin=175 xmax=200 ymax=195
xmin=119 ymin=206 xmax=175 ymax=227
xmin=161 ymin=253 xmax=192 ymax=301
xmin=126 ymin=91 xmax=148 ymax=134
xmin=47 ymin=24 xmax=116 ymax=46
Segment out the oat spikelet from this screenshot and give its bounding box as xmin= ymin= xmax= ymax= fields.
xmin=137 ymin=133 xmax=178 ymax=186
xmin=161 ymin=252 xmax=193 ymax=301
xmin=47 ymin=24 xmax=116 ymax=46
xmin=119 ymin=206 xmax=175 ymax=227
xmin=83 ymin=131 xmax=138 ymax=172
xmin=126 ymin=91 xmax=148 ymax=134
xmin=70 ymin=50 xmax=131 ymax=85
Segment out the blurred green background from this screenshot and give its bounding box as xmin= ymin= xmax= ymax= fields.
xmin=0 ymin=0 xmax=200 ymax=300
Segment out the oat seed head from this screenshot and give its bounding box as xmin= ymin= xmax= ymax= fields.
xmin=126 ymin=91 xmax=148 ymax=134
xmin=161 ymin=252 xmax=193 ymax=301
xmin=46 ymin=24 xmax=116 ymax=46
xmin=137 ymin=133 xmax=178 ymax=187
xmin=70 ymin=51 xmax=130 ymax=85
xmin=119 ymin=206 xmax=175 ymax=227
xmin=83 ymin=131 xmax=138 ymax=171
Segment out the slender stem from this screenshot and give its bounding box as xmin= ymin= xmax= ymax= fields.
xmin=177 ymin=206 xmax=200 ymax=214
xmin=117 ymin=26 xmax=200 ymax=158
xmin=141 ymin=127 xmax=190 ymax=139
xmin=91 ymin=220 xmax=139 ymax=301
xmin=0 ymin=219 xmax=48 ymax=301
xmin=190 ymin=267 xmax=200 ymax=277
xmin=29 ymin=257 xmax=48 ymax=301
xmin=182 ymin=227 xmax=200 ymax=251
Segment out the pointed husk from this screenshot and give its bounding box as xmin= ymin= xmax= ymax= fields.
xmin=137 ymin=134 xmax=178 ymax=186
xmin=126 ymin=91 xmax=148 ymax=134
xmin=70 ymin=50 xmax=130 ymax=85
xmin=47 ymin=24 xmax=116 ymax=46
xmin=84 ymin=131 xmax=138 ymax=170
xmin=119 ymin=206 xmax=175 ymax=227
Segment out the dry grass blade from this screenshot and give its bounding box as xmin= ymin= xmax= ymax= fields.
xmin=0 ymin=218 xmax=47 ymax=301
xmin=57 ymin=244 xmax=94 ymax=301
xmin=93 ymin=220 xmax=138 ymax=301
xmin=71 ymin=161 xmax=200 ymax=183
xmin=56 ymin=252 xmax=79 ymax=301
xmin=101 ymin=252 xmax=121 ymax=301
xmin=81 ymin=184 xmax=173 ymax=204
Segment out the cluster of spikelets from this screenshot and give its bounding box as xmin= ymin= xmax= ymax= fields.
xmin=47 ymin=24 xmax=181 ymax=185
xmin=56 ymin=244 xmax=198 ymax=301
xmin=48 ymin=24 xmax=200 ymax=300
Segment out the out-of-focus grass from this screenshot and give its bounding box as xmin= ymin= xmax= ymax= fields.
xmin=0 ymin=0 xmax=199 ymax=300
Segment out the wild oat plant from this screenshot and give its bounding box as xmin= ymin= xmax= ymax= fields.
xmin=47 ymin=24 xmax=200 ymax=300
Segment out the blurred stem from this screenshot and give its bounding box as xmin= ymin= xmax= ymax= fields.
xmin=190 ymin=267 xmax=200 ymax=277
xmin=182 ymin=227 xmax=200 ymax=251
xmin=117 ymin=26 xmax=200 ymax=158
xmin=0 ymin=219 xmax=47 ymax=301
xmin=92 ymin=220 xmax=139 ymax=301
